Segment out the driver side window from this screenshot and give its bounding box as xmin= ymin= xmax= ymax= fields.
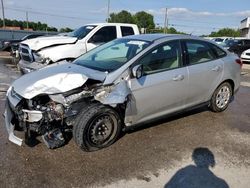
xmin=138 ymin=40 xmax=181 ymax=75
xmin=89 ymin=26 xmax=117 ymax=43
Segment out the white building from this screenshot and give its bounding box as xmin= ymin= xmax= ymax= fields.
xmin=240 ymin=17 xmax=250 ymax=38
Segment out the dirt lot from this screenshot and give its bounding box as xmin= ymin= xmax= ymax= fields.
xmin=0 ymin=55 xmax=250 ymax=188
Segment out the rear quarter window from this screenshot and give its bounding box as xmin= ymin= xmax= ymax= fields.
xmin=121 ymin=26 xmax=135 ymax=37
xmin=210 ymin=44 xmax=227 ymax=58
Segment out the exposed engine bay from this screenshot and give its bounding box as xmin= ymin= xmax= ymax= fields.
xmin=7 ymin=78 xmax=133 ymax=149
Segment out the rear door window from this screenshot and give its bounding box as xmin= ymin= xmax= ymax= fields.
xmin=185 ymin=40 xmax=217 ymax=65
xmin=210 ymin=44 xmax=226 ymax=58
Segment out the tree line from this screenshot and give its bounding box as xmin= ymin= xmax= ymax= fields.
xmin=0 ymin=18 xmax=58 ymax=31
xmin=0 ymin=18 xmax=73 ymax=32
xmin=208 ymin=28 xmax=241 ymax=37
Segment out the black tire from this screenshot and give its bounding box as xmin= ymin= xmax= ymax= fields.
xmin=73 ymin=103 xmax=122 ymax=152
xmin=210 ymin=82 xmax=232 ymax=112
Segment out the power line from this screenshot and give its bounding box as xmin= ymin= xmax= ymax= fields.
xmin=168 ymin=23 xmax=223 ymax=30
xmin=5 ymin=7 xmax=101 ymax=22
xmin=157 ymin=18 xmax=238 ymax=30
xmin=167 ymin=16 xmax=239 ymax=26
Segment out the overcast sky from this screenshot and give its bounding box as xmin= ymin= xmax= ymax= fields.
xmin=2 ymin=0 xmax=250 ymax=35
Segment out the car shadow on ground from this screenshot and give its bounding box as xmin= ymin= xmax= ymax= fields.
xmin=164 ymin=147 xmax=229 ymax=188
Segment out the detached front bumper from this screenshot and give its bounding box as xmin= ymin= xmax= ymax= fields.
xmin=3 ymin=101 xmax=23 ymax=146
xmin=4 ymin=99 xmax=44 ymax=146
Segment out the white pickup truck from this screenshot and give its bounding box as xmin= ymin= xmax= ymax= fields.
xmin=18 ymin=23 xmax=139 ymax=73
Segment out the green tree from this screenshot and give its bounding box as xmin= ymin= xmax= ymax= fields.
xmin=167 ymin=27 xmax=186 ymax=34
xmin=108 ymin=10 xmax=135 ymax=23
xmin=134 ymin=11 xmax=155 ymax=30
xmin=47 ymin=27 xmax=58 ymax=32
xmin=59 ymin=27 xmax=73 ymax=33
xmin=209 ymin=28 xmax=240 ymax=37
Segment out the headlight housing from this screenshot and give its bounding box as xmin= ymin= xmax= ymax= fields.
xmin=33 ymin=52 xmax=51 ymax=64
xmin=33 ymin=52 xmax=43 ymax=63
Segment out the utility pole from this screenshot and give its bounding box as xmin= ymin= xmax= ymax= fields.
xmin=164 ymin=8 xmax=168 ymax=34
xmin=26 ymin=11 xmax=29 ymax=29
xmin=1 ymin=0 xmax=5 ymax=28
xmin=106 ymin=0 xmax=110 ymax=22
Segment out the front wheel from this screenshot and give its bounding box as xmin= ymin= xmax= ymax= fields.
xmin=73 ymin=104 xmax=122 ymax=152
xmin=210 ymin=82 xmax=232 ymax=112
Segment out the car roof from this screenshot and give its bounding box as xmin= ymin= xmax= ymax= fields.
xmin=123 ymin=33 xmax=202 ymax=42
xmin=87 ymin=23 xmax=137 ymax=27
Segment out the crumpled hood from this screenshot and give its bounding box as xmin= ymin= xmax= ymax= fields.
xmin=21 ymin=36 xmax=78 ymax=51
xmin=12 ymin=63 xmax=107 ymax=99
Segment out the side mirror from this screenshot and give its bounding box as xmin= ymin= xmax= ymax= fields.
xmin=132 ymin=64 xmax=143 ymax=79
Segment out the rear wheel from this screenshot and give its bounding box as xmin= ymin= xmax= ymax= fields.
xmin=73 ymin=103 xmax=122 ymax=152
xmin=210 ymin=82 xmax=232 ymax=112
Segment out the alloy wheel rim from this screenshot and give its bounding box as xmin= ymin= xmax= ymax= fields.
xmin=216 ymin=86 xmax=231 ymax=109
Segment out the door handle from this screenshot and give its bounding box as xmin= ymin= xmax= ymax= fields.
xmin=172 ymin=75 xmax=184 ymax=81
xmin=212 ymin=66 xmax=222 ymax=72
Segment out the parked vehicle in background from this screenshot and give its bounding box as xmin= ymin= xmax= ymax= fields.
xmin=4 ymin=34 xmax=241 ymax=151
xmin=18 ymin=23 xmax=140 ymax=74
xmin=212 ymin=37 xmax=232 ymax=45
xmin=10 ymin=34 xmax=45 ymax=61
xmin=212 ymin=38 xmax=223 ymax=44
xmin=1 ymin=33 xmax=44 ymax=52
xmin=241 ymin=49 xmax=250 ymax=63
xmin=222 ymin=39 xmax=250 ymax=56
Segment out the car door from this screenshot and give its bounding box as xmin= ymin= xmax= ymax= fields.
xmin=183 ymin=40 xmax=224 ymax=108
xmin=86 ymin=26 xmax=117 ymax=51
xmin=129 ymin=40 xmax=188 ymax=124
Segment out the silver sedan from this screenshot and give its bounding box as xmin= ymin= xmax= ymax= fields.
xmin=4 ymin=34 xmax=241 ymax=151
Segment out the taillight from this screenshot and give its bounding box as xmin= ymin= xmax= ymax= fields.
xmin=235 ymin=59 xmax=243 ymax=68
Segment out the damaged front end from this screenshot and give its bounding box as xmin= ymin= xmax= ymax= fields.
xmin=4 ymin=77 xmax=136 ymax=149
xmin=4 ymin=82 xmax=95 ymax=149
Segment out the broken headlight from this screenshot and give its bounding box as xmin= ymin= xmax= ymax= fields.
xmin=27 ymin=95 xmax=65 ymax=122
xmin=33 ymin=52 xmax=51 ymax=64
xmin=93 ymin=84 xmax=114 ymax=101
xmin=32 ymin=52 xmax=43 ymax=63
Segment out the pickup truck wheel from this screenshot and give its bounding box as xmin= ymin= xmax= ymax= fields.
xmin=73 ymin=103 xmax=122 ymax=152
xmin=210 ymin=82 xmax=232 ymax=112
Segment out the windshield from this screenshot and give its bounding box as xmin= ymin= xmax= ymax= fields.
xmin=74 ymin=38 xmax=150 ymax=72
xmin=68 ymin=25 xmax=96 ymax=39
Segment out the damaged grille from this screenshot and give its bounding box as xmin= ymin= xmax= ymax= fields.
xmin=10 ymin=87 xmax=22 ymax=101
xmin=19 ymin=44 xmax=33 ymax=63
